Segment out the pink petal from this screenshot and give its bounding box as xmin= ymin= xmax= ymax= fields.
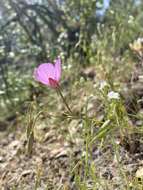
xmin=54 ymin=58 xmax=61 ymax=81
xmin=33 ymin=68 xmax=47 ymax=84
xmin=35 ymin=63 xmax=55 ymax=86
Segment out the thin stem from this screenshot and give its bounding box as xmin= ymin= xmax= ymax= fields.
xmin=56 ymin=86 xmax=73 ymax=114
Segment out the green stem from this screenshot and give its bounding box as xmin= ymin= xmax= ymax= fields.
xmin=56 ymin=86 xmax=73 ymax=114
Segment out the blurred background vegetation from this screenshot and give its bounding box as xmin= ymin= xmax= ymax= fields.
xmin=0 ymin=0 xmax=143 ymax=120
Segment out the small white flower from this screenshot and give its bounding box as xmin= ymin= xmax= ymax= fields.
xmin=57 ymin=37 xmax=61 ymax=43
xmin=75 ymin=32 xmax=79 ymax=37
xmin=58 ymin=32 xmax=68 ymax=43
xmin=9 ymin=52 xmax=15 ymax=58
xmin=21 ymin=49 xmax=27 ymax=53
xmin=110 ymin=10 xmax=114 ymax=14
xmin=0 ymin=90 xmax=5 ymax=95
xmin=128 ymin=15 xmax=134 ymax=24
xmin=67 ymin=64 xmax=72 ymax=69
xmin=99 ymin=81 xmax=108 ymax=90
xmin=59 ymin=52 xmax=66 ymax=59
xmin=63 ymin=64 xmax=72 ymax=70
xmin=107 ymin=91 xmax=120 ymax=100
xmin=137 ymin=37 xmax=143 ymax=44
xmin=96 ymin=2 xmax=102 ymax=8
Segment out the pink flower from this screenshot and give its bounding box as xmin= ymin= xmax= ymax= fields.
xmin=34 ymin=58 xmax=61 ymax=88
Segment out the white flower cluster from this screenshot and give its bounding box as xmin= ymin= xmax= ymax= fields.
xmin=57 ymin=32 xmax=68 ymax=43
xmin=107 ymin=91 xmax=120 ymax=100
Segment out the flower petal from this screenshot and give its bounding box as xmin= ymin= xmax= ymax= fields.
xmin=54 ymin=58 xmax=61 ymax=81
xmin=35 ymin=63 xmax=55 ymax=86
xmin=34 ymin=68 xmax=46 ymax=83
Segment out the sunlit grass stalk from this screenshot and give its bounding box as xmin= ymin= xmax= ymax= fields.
xmin=83 ymin=103 xmax=92 ymax=183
